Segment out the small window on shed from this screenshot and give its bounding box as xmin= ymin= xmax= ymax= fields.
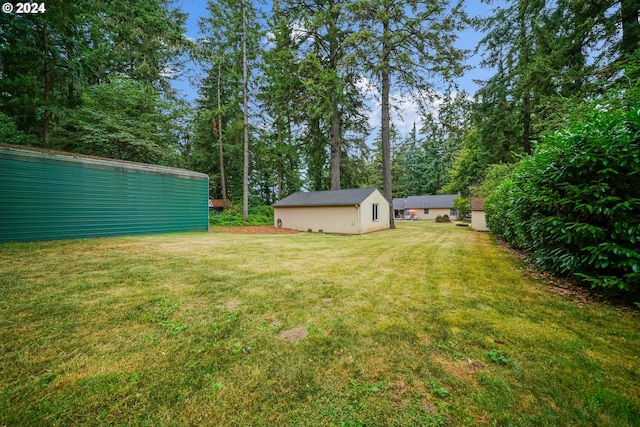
xmin=373 ymin=203 xmax=379 ymax=221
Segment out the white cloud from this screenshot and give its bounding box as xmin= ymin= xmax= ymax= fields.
xmin=390 ymin=92 xmax=423 ymax=136
xmin=360 ymin=85 xmax=441 ymax=140
xmin=291 ymin=20 xmax=309 ymax=44
xmin=356 ymin=76 xmax=379 ymax=98
xmin=368 ymin=90 xmax=470 ymax=141
xmin=160 ymin=65 xmax=180 ymax=79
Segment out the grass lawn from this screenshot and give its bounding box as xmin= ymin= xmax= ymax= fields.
xmin=1 ymin=222 xmax=638 ymax=426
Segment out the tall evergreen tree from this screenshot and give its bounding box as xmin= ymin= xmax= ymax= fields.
xmin=621 ymin=0 xmax=640 ymax=64
xmin=475 ymin=0 xmax=637 ymax=157
xmin=60 ymin=76 xmax=182 ymax=165
xmin=193 ymin=0 xmax=261 ymax=206
xmin=283 ymin=0 xmax=368 ymax=191
xmin=0 ymin=0 xmax=189 ymax=149
xmin=350 ymin=0 xmax=467 ymax=227
xmin=258 ymin=0 xmax=304 ymax=200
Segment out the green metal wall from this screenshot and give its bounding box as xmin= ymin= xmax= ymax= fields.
xmin=0 ymin=145 xmax=209 ymax=242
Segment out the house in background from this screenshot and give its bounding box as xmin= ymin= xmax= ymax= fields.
xmin=393 ymin=197 xmax=407 ymax=219
xmin=393 ymin=194 xmax=458 ymax=220
xmin=471 ymin=197 xmax=489 ymax=231
xmin=209 ymin=199 xmax=231 ymax=212
xmin=273 ymin=188 xmax=390 ymax=234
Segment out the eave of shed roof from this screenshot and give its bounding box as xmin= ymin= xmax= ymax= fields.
xmin=471 ymin=198 xmax=486 ymax=210
xmin=0 ymin=143 xmax=208 ymax=180
xmin=273 ymin=188 xmax=379 ymax=207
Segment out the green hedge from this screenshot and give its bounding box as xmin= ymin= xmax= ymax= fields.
xmin=209 ymin=205 xmax=274 ymax=226
xmin=435 ymin=215 xmax=451 ymax=223
xmin=485 ymin=103 xmax=640 ymax=294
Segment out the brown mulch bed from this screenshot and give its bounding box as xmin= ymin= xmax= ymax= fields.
xmin=210 ymin=225 xmax=300 ymax=235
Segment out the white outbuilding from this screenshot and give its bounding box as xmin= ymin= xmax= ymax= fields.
xmin=273 ymin=188 xmax=390 ymax=234
xmin=471 ymin=197 xmax=489 ymax=231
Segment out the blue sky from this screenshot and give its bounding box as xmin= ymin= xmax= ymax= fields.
xmin=170 ymin=0 xmax=502 ymax=135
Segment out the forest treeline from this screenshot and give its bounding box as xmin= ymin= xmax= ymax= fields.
xmin=1 ymin=0 xmax=639 ymax=292
xmin=1 ymin=0 xmax=638 ymax=204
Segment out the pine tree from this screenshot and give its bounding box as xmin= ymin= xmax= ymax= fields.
xmin=282 ymin=0 xmax=368 ymax=191
xmin=193 ymin=0 xmax=261 ymax=208
xmin=0 ymin=0 xmax=189 ymax=149
xmin=350 ymin=0 xmax=468 ymax=227
xmin=258 ymin=0 xmax=304 ymax=200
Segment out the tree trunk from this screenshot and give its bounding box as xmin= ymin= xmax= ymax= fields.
xmin=277 ymin=121 xmax=283 ymax=200
xmin=242 ymin=3 xmax=249 ymax=220
xmin=522 ymin=92 xmax=532 ymax=155
xmin=309 ymin=118 xmax=324 ymax=191
xmin=42 ymin=25 xmax=51 ymax=146
xmin=381 ymin=18 xmax=395 ymax=229
xmin=329 ymin=4 xmax=341 ymax=191
xmin=621 ymin=0 xmax=640 ymax=61
xmin=217 ymin=61 xmax=228 ymax=211
xmin=330 ymin=101 xmax=341 ymax=190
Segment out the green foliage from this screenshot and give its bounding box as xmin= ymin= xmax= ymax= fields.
xmin=0 ymin=113 xmax=27 ymax=145
xmin=441 ymin=128 xmax=492 ymax=196
xmin=255 ymin=2 xmax=305 ymax=201
xmin=485 ymin=350 xmax=509 ymax=365
xmin=459 ymin=0 xmax=640 ymax=202
xmin=59 ymin=76 xmax=182 ymax=165
xmin=191 ymin=0 xmax=262 ymax=206
xmin=486 ymin=98 xmax=640 ymax=293
xmin=0 ymin=1 xmax=188 ymax=146
xmin=277 ymin=0 xmax=369 ymax=191
xmin=393 ymin=94 xmax=472 ymax=197
xmin=209 ymin=205 xmax=274 ymax=226
xmin=435 ymin=215 xmax=451 ymax=223
xmin=453 ymin=197 xmax=470 ymax=219
xmin=469 ymin=163 xmax=514 ymax=198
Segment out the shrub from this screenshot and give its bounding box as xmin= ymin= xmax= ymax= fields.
xmin=453 ymin=197 xmax=471 ymax=219
xmin=209 ymin=204 xmax=274 ymax=226
xmin=435 ymin=215 xmax=451 ymax=223
xmin=208 ymin=211 xmax=245 ymax=226
xmin=0 ymin=113 xmax=26 ymax=145
xmin=470 ymin=163 xmax=514 ymax=198
xmin=485 ymin=101 xmax=640 ymax=293
xmin=247 ymin=205 xmax=274 ymax=225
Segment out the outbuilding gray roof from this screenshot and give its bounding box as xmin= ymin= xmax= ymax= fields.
xmin=273 ymin=188 xmax=379 ymax=207
xmin=404 ymin=194 xmax=457 ymax=209
xmin=392 ymin=198 xmax=406 ymax=210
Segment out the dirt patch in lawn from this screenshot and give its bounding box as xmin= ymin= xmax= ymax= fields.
xmin=438 ymin=358 xmax=486 ymax=383
xmin=210 ymin=225 xmax=300 ymax=235
xmin=278 ymin=327 xmax=308 ymax=342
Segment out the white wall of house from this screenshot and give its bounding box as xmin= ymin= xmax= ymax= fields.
xmin=359 ymin=191 xmax=390 ymax=233
xmin=410 ymin=207 xmax=457 ymax=220
xmin=275 ymin=205 xmax=358 ymax=234
xmin=274 ymin=191 xmax=390 ymax=234
xmin=471 ymin=210 xmax=489 ymax=231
